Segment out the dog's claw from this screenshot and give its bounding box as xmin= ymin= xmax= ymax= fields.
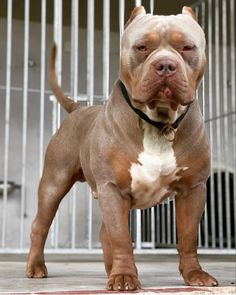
xmin=107 ymin=284 xmax=112 ymax=291
xmin=26 ymin=263 xmax=48 ymax=279
xmin=107 ymin=274 xmax=141 ymax=291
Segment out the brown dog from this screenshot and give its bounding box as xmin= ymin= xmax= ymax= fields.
xmin=27 ymin=6 xmax=218 ymax=290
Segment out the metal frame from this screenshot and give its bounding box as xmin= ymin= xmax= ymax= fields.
xmin=0 ymin=0 xmax=235 ymax=254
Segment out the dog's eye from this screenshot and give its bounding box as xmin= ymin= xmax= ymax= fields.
xmin=182 ymin=45 xmax=195 ymax=51
xmin=136 ymin=45 xmax=148 ymax=52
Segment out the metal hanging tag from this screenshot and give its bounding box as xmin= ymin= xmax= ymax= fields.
xmin=161 ymin=124 xmax=176 ymax=142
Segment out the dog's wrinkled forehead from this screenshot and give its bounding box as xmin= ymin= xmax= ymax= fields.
xmin=122 ymin=13 xmax=206 ymax=50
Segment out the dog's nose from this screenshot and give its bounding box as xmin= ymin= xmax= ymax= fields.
xmin=154 ymin=60 xmax=177 ymax=76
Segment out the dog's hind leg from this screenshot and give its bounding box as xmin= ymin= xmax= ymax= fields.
xmin=26 ymin=134 xmax=80 ymax=278
xmin=26 ymin=171 xmax=76 ymax=278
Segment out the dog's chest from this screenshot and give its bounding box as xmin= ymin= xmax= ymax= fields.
xmin=130 ymin=124 xmax=177 ymax=209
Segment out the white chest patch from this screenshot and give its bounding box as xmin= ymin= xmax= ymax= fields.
xmin=130 ymin=123 xmax=177 ymax=208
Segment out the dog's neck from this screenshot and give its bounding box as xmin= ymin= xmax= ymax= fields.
xmin=119 ymin=80 xmax=191 ymax=142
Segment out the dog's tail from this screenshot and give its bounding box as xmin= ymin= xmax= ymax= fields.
xmin=50 ymin=43 xmax=79 ymax=113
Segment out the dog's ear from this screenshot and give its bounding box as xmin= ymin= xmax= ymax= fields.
xmin=182 ymin=6 xmax=197 ymax=21
xmin=125 ymin=6 xmax=146 ymax=29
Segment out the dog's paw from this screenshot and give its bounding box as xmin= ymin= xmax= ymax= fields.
xmin=184 ymin=269 xmax=218 ymax=287
xmin=26 ymin=263 xmax=48 ymax=278
xmin=107 ymin=274 xmax=141 ymax=291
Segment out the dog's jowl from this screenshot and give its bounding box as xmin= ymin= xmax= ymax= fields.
xmin=27 ymin=6 xmax=218 ymax=290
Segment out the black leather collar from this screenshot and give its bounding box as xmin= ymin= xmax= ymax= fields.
xmin=119 ymin=80 xmax=190 ymax=141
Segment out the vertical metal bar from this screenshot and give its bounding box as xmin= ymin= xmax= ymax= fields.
xmin=173 ymin=199 xmax=176 ymax=244
xmin=198 ymin=195 xmax=202 ymax=246
xmin=52 ymin=0 xmax=63 ymax=248
xmin=198 ymin=227 xmax=202 ymax=248
xmin=71 ymin=188 xmax=77 ymax=249
xmin=195 ymin=6 xmax=199 ymax=26
xmin=141 ymin=210 xmax=144 ymax=243
xmin=103 ymin=0 xmax=110 ymax=101
xmin=215 ymin=0 xmax=223 ymax=249
xmin=54 ymin=0 xmax=62 ymax=128
xmin=166 ymin=199 xmax=171 ymax=245
xmin=87 ymin=189 xmax=93 ymax=250
xmin=151 ymin=207 xmax=155 ymax=248
xmin=156 ymin=206 xmax=161 ymax=246
xmin=20 ymin=0 xmax=30 ymax=249
xmin=2 ymin=0 xmax=12 ymax=248
xmin=87 ymin=0 xmax=94 ymax=106
xmin=230 ymin=0 xmax=236 ymax=243
xmin=201 ymin=1 xmax=206 ymax=31
xmin=150 ymin=0 xmax=154 ymax=14
xmin=201 ymin=79 xmax=206 ymax=119
xmin=201 ymin=1 xmax=206 ymax=121
xmin=71 ymin=0 xmax=79 ymax=100
xmin=87 ymin=0 xmax=95 ymax=249
xmin=146 ymin=209 xmax=150 ymax=242
xmin=222 ymin=0 xmax=231 ymax=248
xmin=70 ymin=0 xmax=79 ymax=249
xmin=161 ymin=203 xmax=166 ymax=244
xmin=207 ymin=0 xmax=216 ymax=248
xmin=203 ymin=202 xmax=209 ymax=247
xmin=136 ymin=210 xmax=142 ymax=249
xmin=39 ymin=0 xmax=46 ymax=177
xmin=119 ymin=0 xmax=125 ymax=43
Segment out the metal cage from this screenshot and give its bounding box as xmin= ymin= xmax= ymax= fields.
xmin=0 ymin=0 xmax=235 ymax=254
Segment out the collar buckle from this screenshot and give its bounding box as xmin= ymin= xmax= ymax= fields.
xmin=161 ymin=124 xmax=176 ymax=142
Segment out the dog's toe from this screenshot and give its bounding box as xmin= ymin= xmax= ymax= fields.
xmin=185 ymin=269 xmax=218 ymax=287
xmin=26 ymin=264 xmax=48 ymax=279
xmin=107 ymin=274 xmax=141 ymax=291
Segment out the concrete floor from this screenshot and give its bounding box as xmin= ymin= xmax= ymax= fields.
xmin=0 ymin=254 xmax=235 ymax=295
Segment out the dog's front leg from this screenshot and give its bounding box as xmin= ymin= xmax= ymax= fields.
xmin=100 ymin=222 xmax=113 ymax=276
xmin=175 ymin=183 xmax=218 ymax=286
xmin=98 ymin=183 xmax=141 ymax=291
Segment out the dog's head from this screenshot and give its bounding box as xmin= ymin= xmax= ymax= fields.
xmin=120 ymin=6 xmax=206 ymax=123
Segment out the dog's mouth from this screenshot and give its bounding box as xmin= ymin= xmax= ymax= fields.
xmin=156 ymin=105 xmax=170 ymax=120
xmin=131 ymin=83 xmax=188 ymax=124
xmin=143 ymin=83 xmax=184 ymax=123
xmin=145 ymin=100 xmax=185 ymax=124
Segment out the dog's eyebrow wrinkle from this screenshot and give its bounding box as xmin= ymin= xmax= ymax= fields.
xmin=157 ymin=22 xmax=170 ymax=40
xmin=170 ymin=31 xmax=185 ymax=44
xmin=144 ymin=31 xmax=159 ymax=43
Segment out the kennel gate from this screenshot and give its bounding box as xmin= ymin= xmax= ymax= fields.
xmin=0 ymin=0 xmax=235 ymax=253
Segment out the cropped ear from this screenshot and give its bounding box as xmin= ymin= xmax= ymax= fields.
xmin=182 ymin=6 xmax=197 ymax=21
xmin=125 ymin=6 xmax=146 ymax=29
